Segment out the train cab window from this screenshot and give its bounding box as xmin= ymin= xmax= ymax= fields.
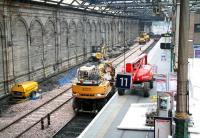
xmin=78 ymin=71 xmax=89 ymax=80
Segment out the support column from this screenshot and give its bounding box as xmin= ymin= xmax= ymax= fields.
xmin=175 ymin=0 xmax=189 ymax=137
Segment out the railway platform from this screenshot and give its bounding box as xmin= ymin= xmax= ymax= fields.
xmin=79 ymin=38 xmax=200 ymax=138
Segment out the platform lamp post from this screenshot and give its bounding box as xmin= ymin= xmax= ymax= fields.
xmin=175 ymin=0 xmax=189 ymax=137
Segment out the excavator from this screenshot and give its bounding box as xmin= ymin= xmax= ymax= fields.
xmin=72 ymin=61 xmax=115 ymax=113
xmin=116 ymin=53 xmax=154 ymax=97
xmin=90 ymin=44 xmax=107 ymax=61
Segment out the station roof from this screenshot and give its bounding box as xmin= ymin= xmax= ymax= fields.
xmin=9 ymin=0 xmax=200 ymax=20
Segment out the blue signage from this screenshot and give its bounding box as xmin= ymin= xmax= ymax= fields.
xmin=195 ymin=50 xmax=200 ymax=58
xmin=193 ymin=44 xmax=200 ymax=49
xmin=116 ymin=73 xmax=132 ymax=89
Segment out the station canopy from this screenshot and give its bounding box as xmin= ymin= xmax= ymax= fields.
xmin=12 ymin=0 xmax=200 ymax=20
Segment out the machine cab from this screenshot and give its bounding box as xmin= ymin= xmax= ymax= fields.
xmin=76 ymin=64 xmax=100 ymax=85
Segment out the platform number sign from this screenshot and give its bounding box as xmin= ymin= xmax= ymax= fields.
xmin=116 ymin=74 xmax=132 ymax=89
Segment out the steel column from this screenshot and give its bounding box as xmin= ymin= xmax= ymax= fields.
xmin=175 ymin=0 xmax=189 ymax=137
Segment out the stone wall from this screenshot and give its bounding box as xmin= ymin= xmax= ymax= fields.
xmin=0 ymin=2 xmax=139 ymax=96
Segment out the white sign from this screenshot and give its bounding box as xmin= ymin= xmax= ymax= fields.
xmin=156 ymin=74 xmax=167 ymax=92
xmin=154 ymin=118 xmax=171 ymax=138
xmin=168 ymin=73 xmax=177 ymax=92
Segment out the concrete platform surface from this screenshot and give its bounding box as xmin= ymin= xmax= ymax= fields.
xmin=79 ymin=38 xmax=200 ymax=138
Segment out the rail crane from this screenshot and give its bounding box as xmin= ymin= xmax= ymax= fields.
xmin=116 ymin=53 xmax=154 ymax=97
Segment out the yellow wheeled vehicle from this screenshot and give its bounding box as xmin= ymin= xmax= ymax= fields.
xmin=72 ymin=61 xmax=115 ymax=113
xmin=90 ymin=44 xmax=108 ymax=62
xmin=139 ymin=37 xmax=146 ymax=45
xmin=10 ymin=81 xmax=39 ymax=101
xmin=143 ymin=32 xmax=150 ymax=42
xmin=139 ymin=32 xmax=150 ymax=45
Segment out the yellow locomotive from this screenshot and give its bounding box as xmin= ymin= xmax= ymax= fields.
xmin=11 ymin=81 xmax=39 ymax=100
xmin=72 ymin=61 xmax=115 ymax=113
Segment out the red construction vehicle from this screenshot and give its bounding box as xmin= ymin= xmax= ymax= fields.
xmin=116 ymin=53 xmax=154 ymax=97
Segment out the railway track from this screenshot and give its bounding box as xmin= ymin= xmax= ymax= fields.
xmin=51 ymin=40 xmax=157 ymax=138
xmin=0 ymin=40 xmax=157 ymax=138
xmin=0 ymin=87 xmax=73 ymax=138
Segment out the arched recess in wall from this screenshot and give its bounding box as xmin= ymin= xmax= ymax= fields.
xmin=0 ymin=25 xmax=4 ymax=93
xmin=105 ymin=23 xmax=109 ymax=45
xmin=107 ymin=23 xmax=110 ymax=45
xmin=108 ymin=23 xmax=112 ymax=46
xmin=103 ymin=22 xmax=106 ymax=44
xmin=77 ymin=21 xmax=84 ymax=58
xmin=104 ymin=23 xmax=107 ymax=45
xmin=30 ymin=19 xmax=44 ymax=80
xmin=112 ymin=22 xmax=116 ymax=45
xmin=100 ymin=22 xmax=106 ymax=44
xmin=12 ymin=18 xmax=29 ymax=81
xmin=116 ymin=22 xmax=119 ymax=44
xmin=96 ymin=22 xmax=101 ymax=46
xmin=129 ymin=22 xmax=134 ymax=39
xmin=91 ymin=21 xmax=96 ymax=46
xmin=119 ymin=20 xmax=123 ymax=43
xmin=44 ymin=21 xmax=56 ymax=67
xmin=128 ymin=21 xmax=131 ymax=40
xmin=68 ymin=20 xmax=77 ymax=65
xmin=125 ymin=21 xmax=129 ymax=41
xmin=60 ymin=21 xmax=68 ymax=68
xmin=86 ymin=22 xmax=91 ymax=56
xmin=131 ymin=21 xmax=134 ymax=39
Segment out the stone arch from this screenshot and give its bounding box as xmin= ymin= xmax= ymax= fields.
xmin=12 ymin=18 xmax=29 ymax=81
xmin=77 ymin=21 xmax=84 ymax=57
xmin=44 ymin=20 xmax=56 ymax=76
xmin=29 ymin=19 xmax=44 ymax=80
xmin=91 ymin=21 xmax=96 ymax=46
xmin=86 ymin=22 xmax=91 ymax=56
xmin=68 ymin=20 xmax=77 ymax=65
xmin=60 ymin=21 xmax=68 ymax=67
xmin=96 ymin=22 xmax=101 ymax=46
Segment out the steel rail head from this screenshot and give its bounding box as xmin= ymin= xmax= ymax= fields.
xmin=0 ymin=87 xmax=72 ymax=132
xmin=0 ymin=40 xmax=157 ymax=137
xmin=15 ymin=97 xmax=73 ymax=138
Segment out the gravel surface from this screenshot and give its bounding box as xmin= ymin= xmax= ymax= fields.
xmin=0 ymin=41 xmax=154 ymax=138
xmin=0 ymin=82 xmax=72 ymax=130
xmin=21 ymin=102 xmax=75 ymax=138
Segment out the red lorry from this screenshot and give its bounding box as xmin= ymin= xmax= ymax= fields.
xmin=116 ymin=53 xmax=154 ymax=97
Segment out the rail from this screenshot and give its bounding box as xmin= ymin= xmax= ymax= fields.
xmin=0 ymin=39 xmax=157 ymax=137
